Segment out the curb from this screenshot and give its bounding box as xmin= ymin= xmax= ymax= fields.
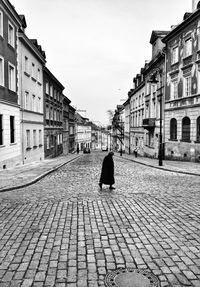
xmin=116 ymin=155 xmax=200 ymax=177
xmin=0 ymin=155 xmax=81 ymax=193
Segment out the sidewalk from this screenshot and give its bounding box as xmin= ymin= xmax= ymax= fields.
xmin=115 ymin=152 xmax=200 ymax=176
xmin=0 ymin=153 xmax=81 ymax=192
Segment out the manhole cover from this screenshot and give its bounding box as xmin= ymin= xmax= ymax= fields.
xmin=105 ymin=268 xmax=160 ymax=287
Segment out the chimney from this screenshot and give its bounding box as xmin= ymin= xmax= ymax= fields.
xmin=192 ymin=0 xmax=200 ymax=11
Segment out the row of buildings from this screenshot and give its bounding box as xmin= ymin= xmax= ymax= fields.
xmin=112 ymin=0 xmax=200 ymax=163
xmin=0 ymin=0 xmax=109 ymax=169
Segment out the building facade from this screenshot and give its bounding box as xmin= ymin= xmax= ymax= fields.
xmin=142 ymin=31 xmax=168 ymax=159
xmin=43 ymin=67 xmax=64 ymax=158
xmin=63 ymin=95 xmax=70 ymax=155
xmin=163 ymin=5 xmax=200 ymax=162
xmin=18 ymin=29 xmax=46 ymax=164
xmin=69 ymin=105 xmax=75 ymax=153
xmin=75 ymin=113 xmax=91 ymax=151
xmin=123 ymin=98 xmax=130 ymax=154
xmin=0 ymin=0 xmax=22 ymax=168
xmin=129 ymin=72 xmax=145 ymax=156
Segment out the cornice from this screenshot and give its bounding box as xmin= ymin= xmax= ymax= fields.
xmin=163 ymin=9 xmax=200 ymax=43
xmin=2 ymin=0 xmax=22 ymax=27
xmin=18 ymin=32 xmax=46 ymax=64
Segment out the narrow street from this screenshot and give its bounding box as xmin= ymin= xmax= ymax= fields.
xmin=0 ymin=151 xmax=200 ymax=287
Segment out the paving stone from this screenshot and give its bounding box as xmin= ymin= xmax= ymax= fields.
xmin=0 ymin=153 xmax=200 ymax=287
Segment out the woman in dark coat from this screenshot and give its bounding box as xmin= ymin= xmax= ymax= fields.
xmin=99 ymin=152 xmax=115 ymax=190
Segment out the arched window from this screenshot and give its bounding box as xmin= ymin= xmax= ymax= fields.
xmin=182 ymin=117 xmax=190 ymax=142
xmin=197 ymin=1 xmax=200 ymax=9
xmin=170 ymin=118 xmax=177 ymax=140
xmin=197 ymin=116 xmax=200 ymax=142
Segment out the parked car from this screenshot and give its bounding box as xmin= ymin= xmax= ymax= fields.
xmin=102 ymin=146 xmax=108 ymax=151
xmin=83 ymin=147 xmax=91 ymax=154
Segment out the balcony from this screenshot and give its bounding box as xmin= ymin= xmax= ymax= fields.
xmin=142 ymin=118 xmax=156 ymax=130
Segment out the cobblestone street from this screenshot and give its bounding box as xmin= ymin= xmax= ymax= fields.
xmin=0 ymin=152 xmax=200 ymax=287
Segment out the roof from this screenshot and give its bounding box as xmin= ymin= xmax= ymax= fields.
xmin=150 ymin=30 xmax=170 ymax=44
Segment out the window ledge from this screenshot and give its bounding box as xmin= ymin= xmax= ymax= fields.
xmin=26 ymin=147 xmax=32 ymax=151
xmin=194 ymin=141 xmax=200 ymax=144
xmin=33 ymin=145 xmax=37 ymax=149
xmin=39 ymin=144 xmax=43 ymax=147
xmin=10 ymin=142 xmax=17 ymax=146
xmin=31 ymin=77 xmax=37 ymax=82
xmin=24 ymin=71 xmax=30 ymax=77
xmin=180 ymin=139 xmax=191 ymax=142
xmin=171 ymin=61 xmax=179 ymax=67
xmin=0 ymin=145 xmax=5 ymax=148
xmin=168 ymin=139 xmax=178 ymax=141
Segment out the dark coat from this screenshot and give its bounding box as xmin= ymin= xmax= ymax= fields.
xmin=100 ymin=154 xmax=115 ymax=185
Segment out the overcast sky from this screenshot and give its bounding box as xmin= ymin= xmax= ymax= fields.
xmin=12 ymin=0 xmax=191 ymax=125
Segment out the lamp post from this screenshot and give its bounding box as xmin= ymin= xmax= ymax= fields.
xmin=158 ymin=93 xmax=163 ymax=166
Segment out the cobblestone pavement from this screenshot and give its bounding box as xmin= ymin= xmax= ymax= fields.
xmin=0 ymin=152 xmax=200 ymax=287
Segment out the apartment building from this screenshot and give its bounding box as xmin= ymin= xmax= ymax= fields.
xmin=18 ymin=22 xmax=46 ymax=164
xmin=43 ymin=67 xmax=64 ymax=158
xmin=129 ymin=72 xmax=145 ymax=156
xmin=142 ymin=30 xmax=168 ymax=158
xmin=0 ymin=0 xmax=22 ymax=168
xmin=163 ymin=2 xmax=200 ymax=161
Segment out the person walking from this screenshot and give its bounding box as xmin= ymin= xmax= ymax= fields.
xmin=99 ymin=151 xmax=115 ymax=190
xmin=76 ymin=145 xmax=79 ymax=154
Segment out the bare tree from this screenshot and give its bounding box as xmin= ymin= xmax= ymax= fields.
xmin=107 ymin=109 xmax=114 ymax=125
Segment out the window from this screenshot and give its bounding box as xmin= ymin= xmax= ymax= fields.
xmin=24 ymin=56 xmax=29 ymax=74
xmin=45 ymin=81 xmax=49 ymax=94
xmin=0 ymin=114 xmax=3 ymax=145
xmin=31 ymin=63 xmax=36 ymax=79
xmin=184 ymin=38 xmax=192 ymax=57
xmin=0 ymin=11 xmax=3 ymax=37
xmin=197 ymin=117 xmax=200 ymax=142
xmin=171 ymin=79 xmax=178 ymax=99
xmin=24 ymin=91 xmax=29 ymax=109
xmin=39 ymin=130 xmax=42 ymax=146
xmin=8 ymin=21 xmax=15 ymax=47
xmin=60 ymin=133 xmax=62 ymax=144
xmin=8 ymin=63 xmax=15 ymax=91
xmin=26 ymin=130 xmax=30 ymax=148
xmin=32 ymin=95 xmax=36 ymax=111
xmin=182 ymin=117 xmax=190 ymax=142
xmin=46 ymin=105 xmax=49 ymax=119
xmin=0 ymin=56 xmax=4 ymax=86
xmin=47 ymin=135 xmax=50 ymax=149
xmin=10 ymin=116 xmax=15 ymax=143
xmin=50 ymin=85 xmax=53 ymax=97
xmin=50 ymin=107 xmax=53 ymax=120
xmin=170 ymin=118 xmax=177 ymax=140
xmin=37 ymin=68 xmax=41 ymax=83
xmin=184 ymin=75 xmax=191 ymax=97
xmin=38 ymin=97 xmax=41 ymax=113
xmin=171 ymin=46 xmax=178 ymax=64
xmin=33 ymin=130 xmax=37 ymax=147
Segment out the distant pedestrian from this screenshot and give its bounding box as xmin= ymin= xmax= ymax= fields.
xmin=134 ymin=147 xmax=138 ymax=158
xmin=99 ymin=151 xmax=115 ymax=190
xmin=76 ymin=145 xmax=79 ymax=154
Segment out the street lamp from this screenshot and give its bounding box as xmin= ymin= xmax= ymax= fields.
xmin=158 ymin=93 xmax=163 ymax=166
xmin=148 ymin=69 xmax=163 ymax=166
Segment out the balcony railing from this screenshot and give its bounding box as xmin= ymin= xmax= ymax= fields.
xmin=142 ymin=118 xmax=156 ymax=130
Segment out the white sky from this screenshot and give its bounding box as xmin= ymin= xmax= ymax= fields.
xmin=12 ymin=0 xmax=191 ymax=125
